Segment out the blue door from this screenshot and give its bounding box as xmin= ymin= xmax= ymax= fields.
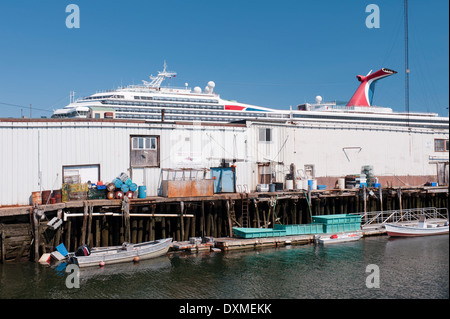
xmin=211 ymin=167 xmax=235 ymax=193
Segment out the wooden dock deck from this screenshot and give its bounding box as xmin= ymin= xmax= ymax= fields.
xmin=0 ymin=186 xmax=447 ymax=263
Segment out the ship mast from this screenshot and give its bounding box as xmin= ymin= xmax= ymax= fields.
xmin=143 ymin=61 xmax=177 ymax=88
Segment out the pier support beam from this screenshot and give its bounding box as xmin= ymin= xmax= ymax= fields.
xmin=32 ymin=209 xmax=40 ymax=262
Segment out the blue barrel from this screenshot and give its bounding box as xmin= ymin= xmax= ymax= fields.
xmin=269 ymin=184 xmax=276 ymax=192
xmin=138 ymin=186 xmax=147 ymax=198
xmin=125 ymin=178 xmax=132 ymax=186
xmin=118 ymin=172 xmax=129 ymax=183
xmin=121 ymin=184 xmax=129 ymax=193
xmin=129 ymin=183 xmax=138 ymax=192
xmin=113 ymin=178 xmax=123 ymax=189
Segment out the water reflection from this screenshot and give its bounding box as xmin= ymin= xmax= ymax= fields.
xmin=0 ymin=235 xmax=448 ymax=299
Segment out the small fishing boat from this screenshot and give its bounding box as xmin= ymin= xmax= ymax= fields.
xmin=68 ymin=238 xmax=173 ymax=268
xmin=315 ymin=232 xmax=362 ymax=245
xmin=385 ymin=216 xmax=449 ymax=237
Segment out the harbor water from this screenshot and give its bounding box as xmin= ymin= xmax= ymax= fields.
xmin=0 ymin=235 xmax=448 ymax=299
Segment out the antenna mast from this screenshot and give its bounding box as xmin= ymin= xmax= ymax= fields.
xmin=143 ymin=61 xmax=177 ymax=88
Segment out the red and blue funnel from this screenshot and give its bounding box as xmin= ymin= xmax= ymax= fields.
xmin=346 ymin=68 xmax=397 ymax=107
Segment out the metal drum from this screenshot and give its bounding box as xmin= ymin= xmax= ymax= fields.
xmin=106 ymin=183 xmax=116 ymax=192
xmin=126 ymin=191 xmax=134 ymax=199
xmin=53 ymin=189 xmax=62 ymax=203
xmin=107 ymin=191 xmax=115 ymax=200
xmin=121 ymin=184 xmax=129 ymax=193
xmin=129 ymin=183 xmax=138 ymax=192
xmin=113 ymin=178 xmax=123 ymax=189
xmin=115 ymin=191 xmax=124 ymax=199
xmin=42 ymin=190 xmax=52 ymax=205
xmin=138 ymin=186 xmax=146 ymax=198
xmin=32 ymin=191 xmax=42 ymax=205
xmin=118 ymin=172 xmax=129 ymax=183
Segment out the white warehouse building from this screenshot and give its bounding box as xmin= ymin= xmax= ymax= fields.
xmin=0 ymin=115 xmax=448 ymax=207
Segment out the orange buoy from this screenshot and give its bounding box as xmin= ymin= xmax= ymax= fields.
xmin=99 ymin=261 xmax=105 ymax=267
xmin=133 ymin=256 xmax=140 ymax=263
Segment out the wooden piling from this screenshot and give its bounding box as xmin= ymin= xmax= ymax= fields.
xmin=95 ymin=219 xmax=101 ymax=247
xmin=226 ymin=200 xmax=232 ymax=237
xmin=86 ymin=206 xmax=93 ymax=247
xmin=123 ymin=197 xmax=131 ymax=243
xmin=81 ymin=202 xmax=88 ymax=245
xmin=190 ymin=213 xmax=196 ymax=238
xmin=184 ymin=205 xmax=191 ymax=241
xmin=33 ymin=209 xmax=39 ymax=262
xmin=1 ymin=229 xmax=5 ymax=264
xmin=161 ymin=217 xmax=166 ymax=239
xmin=137 ymin=218 xmax=144 ymax=243
xmin=379 ymin=186 xmax=383 ymax=212
xmin=201 ymin=200 xmax=206 ymax=237
xmin=101 ymin=216 xmax=109 ymax=247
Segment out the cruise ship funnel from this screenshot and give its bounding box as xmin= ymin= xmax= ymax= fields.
xmin=347 ymin=68 xmax=397 ymax=107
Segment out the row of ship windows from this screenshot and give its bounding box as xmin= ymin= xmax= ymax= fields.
xmin=85 ymin=95 xmax=124 ymax=100
xmin=106 ymin=100 xmax=223 ymax=110
xmin=114 ymin=108 xmax=267 ymax=117
xmin=152 ymin=96 xmax=219 ymax=103
xmin=116 ymin=114 xmax=243 ymax=122
xmin=292 ymin=113 xmax=447 ymax=124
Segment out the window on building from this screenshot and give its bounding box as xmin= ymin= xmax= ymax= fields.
xmin=130 ymin=136 xmax=159 ymax=167
xmin=434 ymin=139 xmax=449 ymax=152
xmin=258 ymin=163 xmax=272 ymax=184
xmin=259 ymin=128 xmax=272 ymax=142
xmin=132 ymin=137 xmax=157 ymax=150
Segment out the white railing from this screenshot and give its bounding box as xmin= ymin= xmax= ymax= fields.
xmin=357 ymin=207 xmax=448 ymax=226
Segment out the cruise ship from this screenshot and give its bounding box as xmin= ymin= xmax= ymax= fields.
xmin=51 ymin=63 xmax=448 ymax=130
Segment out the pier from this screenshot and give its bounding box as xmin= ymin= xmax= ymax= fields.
xmin=0 ymin=185 xmax=447 ymax=263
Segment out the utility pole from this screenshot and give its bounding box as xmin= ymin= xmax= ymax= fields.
xmin=404 ymin=0 xmax=410 ymax=128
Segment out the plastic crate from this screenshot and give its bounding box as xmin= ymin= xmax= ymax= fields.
xmin=274 ymin=223 xmax=325 ymax=235
xmin=312 ymin=214 xmax=361 ymax=225
xmin=232 ymin=227 xmax=287 ymax=239
xmin=322 ymin=222 xmax=361 ymax=233
xmin=274 ymin=224 xmax=305 ymax=235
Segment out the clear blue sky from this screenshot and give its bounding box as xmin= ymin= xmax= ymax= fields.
xmin=0 ymin=0 xmax=448 ymax=118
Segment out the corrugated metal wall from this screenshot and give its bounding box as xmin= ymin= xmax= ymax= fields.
xmin=0 ymin=119 xmax=446 ymax=206
xmin=0 ymin=121 xmax=247 ymax=205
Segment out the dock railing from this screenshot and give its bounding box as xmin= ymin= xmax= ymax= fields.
xmin=355 ymin=207 xmax=448 ymax=227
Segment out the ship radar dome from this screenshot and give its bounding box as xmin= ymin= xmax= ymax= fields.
xmin=315 ymin=95 xmax=323 ymax=104
xmin=193 ymin=86 xmax=202 ymax=94
xmin=207 ymin=81 xmax=215 ymax=88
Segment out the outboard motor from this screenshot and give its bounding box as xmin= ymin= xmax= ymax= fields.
xmin=75 ymin=244 xmax=91 ymax=256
